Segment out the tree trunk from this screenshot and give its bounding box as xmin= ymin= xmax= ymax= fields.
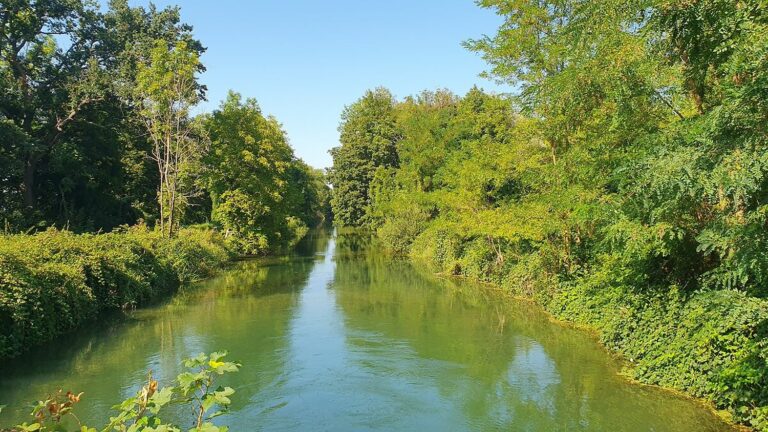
xmin=168 ymin=180 xmax=176 ymax=238
xmin=22 ymin=157 xmax=36 ymax=210
xmin=158 ymin=178 xmax=165 ymax=237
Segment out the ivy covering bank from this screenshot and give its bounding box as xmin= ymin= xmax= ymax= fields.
xmin=0 ymin=227 xmax=233 ymax=359
xmin=410 ymin=228 xmax=768 ymax=430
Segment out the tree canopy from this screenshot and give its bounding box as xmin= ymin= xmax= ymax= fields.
xmin=203 ymin=92 xmax=327 ymax=253
xmin=0 ymin=0 xmax=329 ymax=253
xmin=328 ymin=88 xmax=400 ymax=227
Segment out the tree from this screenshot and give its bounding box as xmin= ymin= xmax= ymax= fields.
xmin=0 ymin=0 xmax=205 ymax=231
xmin=464 ymin=0 xmax=686 ymax=163
xmin=328 ymin=88 xmax=400 ymax=227
xmin=0 ymin=0 xmax=107 ymax=217
xmin=134 ymin=41 xmax=202 ymax=237
xmin=203 ymin=91 xmax=321 ymax=253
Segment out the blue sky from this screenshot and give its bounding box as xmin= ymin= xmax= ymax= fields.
xmin=123 ymin=1 xmax=506 ymax=168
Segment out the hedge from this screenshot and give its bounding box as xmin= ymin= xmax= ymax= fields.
xmin=0 ymin=226 xmax=233 ymax=358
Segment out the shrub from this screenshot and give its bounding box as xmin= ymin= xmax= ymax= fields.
xmin=0 ymin=254 xmax=93 ymax=358
xmin=0 ymin=227 xmax=233 ymax=358
xmin=377 ymin=205 xmax=430 ymax=255
xmin=285 ymin=216 xmax=309 ymax=248
xmin=153 ymin=227 xmax=233 ymax=282
xmin=549 ymin=276 xmax=768 ymax=428
xmin=410 ymin=224 xmax=463 ymax=274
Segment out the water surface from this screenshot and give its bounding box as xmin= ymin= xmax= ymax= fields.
xmin=0 ymin=231 xmax=733 ymax=431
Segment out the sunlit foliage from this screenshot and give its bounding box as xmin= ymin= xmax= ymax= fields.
xmin=202 ymin=92 xmax=328 ymax=254
xmin=331 ymin=1 xmax=768 ymax=428
xmin=328 ymin=88 xmax=400 ymax=227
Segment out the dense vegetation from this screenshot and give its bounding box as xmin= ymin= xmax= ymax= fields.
xmin=329 ymin=1 xmax=768 ymax=429
xmin=4 ymin=0 xmax=768 ymax=429
xmin=0 ymin=0 xmax=330 ymax=359
xmin=0 ymin=226 xmax=232 ymax=358
xmin=0 ymin=0 xmax=329 ymax=249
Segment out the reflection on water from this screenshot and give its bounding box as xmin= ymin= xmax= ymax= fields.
xmin=506 ymin=338 xmax=561 ymax=417
xmin=0 ymin=230 xmax=733 ymax=431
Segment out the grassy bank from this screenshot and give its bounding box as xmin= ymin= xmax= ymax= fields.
xmin=407 ymin=227 xmax=768 ymax=430
xmin=0 ymin=226 xmax=234 ymax=359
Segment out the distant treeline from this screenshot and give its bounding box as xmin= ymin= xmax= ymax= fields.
xmin=329 ymin=1 xmax=768 ymax=430
xmin=0 ymin=0 xmax=330 ymax=253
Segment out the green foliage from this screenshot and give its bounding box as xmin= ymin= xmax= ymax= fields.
xmin=1 ymin=2 xmax=324 ymax=256
xmin=9 ymin=351 xmax=240 ymax=432
xmin=332 ymin=1 xmax=768 ymax=427
xmin=150 ymin=227 xmax=233 ymax=283
xmin=134 ymin=41 xmax=203 ymax=238
xmin=0 ymin=227 xmax=232 ymax=358
xmin=328 ymin=88 xmax=400 ymax=227
xmin=1 ymin=2 xmax=322 ymax=361
xmin=548 ymin=275 xmax=768 ymax=430
xmin=202 ymin=92 xmax=328 ymax=254
xmin=0 ymin=0 xmax=203 ymax=232
xmin=376 ymin=205 xmax=431 ymax=255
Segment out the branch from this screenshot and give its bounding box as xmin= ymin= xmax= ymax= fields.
xmin=654 ymin=89 xmax=685 ymax=121
xmin=55 ymin=96 xmax=103 ymax=132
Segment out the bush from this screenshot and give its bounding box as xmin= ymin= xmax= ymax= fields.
xmin=377 ymin=206 xmax=430 ymax=255
xmin=410 ymin=224 xmax=463 ymax=275
xmin=152 ymin=227 xmax=233 ymax=282
xmin=0 ymin=254 xmax=93 ymax=359
xmin=547 ymin=275 xmax=768 ymax=429
xmin=285 ymin=216 xmax=309 ymax=248
xmin=0 ymin=227 xmax=233 ymax=358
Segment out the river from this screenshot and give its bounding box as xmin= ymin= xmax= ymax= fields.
xmin=0 ymin=230 xmax=734 ymax=431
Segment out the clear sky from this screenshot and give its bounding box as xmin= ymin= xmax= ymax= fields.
xmin=123 ymin=1 xmax=506 ymax=169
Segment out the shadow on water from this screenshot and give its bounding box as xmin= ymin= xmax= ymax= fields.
xmin=0 ymin=228 xmax=735 ymax=431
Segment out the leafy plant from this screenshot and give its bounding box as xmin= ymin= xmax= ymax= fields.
xmin=5 ymin=352 xmax=240 ymax=432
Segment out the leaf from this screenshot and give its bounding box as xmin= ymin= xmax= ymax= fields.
xmin=149 ymin=387 xmax=175 ymax=414
xmin=201 ymin=394 xmax=216 ymax=413
xmin=213 ymin=387 xmax=234 ymax=406
xmin=176 ymin=372 xmax=202 ymax=393
xmin=208 ymin=351 xmax=227 ymax=363
xmin=183 ymin=353 xmax=208 ymax=368
xmin=212 ymin=362 xmax=239 ymax=375
xmin=112 ymin=397 xmax=137 ymax=412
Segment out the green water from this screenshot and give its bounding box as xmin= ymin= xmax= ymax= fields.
xmin=0 ymin=231 xmax=733 ymax=431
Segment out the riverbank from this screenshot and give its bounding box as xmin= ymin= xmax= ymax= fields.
xmin=0 ymin=226 xmax=234 ymax=359
xmin=0 ymin=229 xmax=736 ymax=431
xmin=406 ymin=229 xmax=768 ymax=431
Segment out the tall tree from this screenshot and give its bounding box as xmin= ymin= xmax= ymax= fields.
xmin=134 ymin=40 xmax=202 ymax=237
xmin=203 ymin=92 xmax=309 ymax=253
xmin=328 ymin=88 xmax=400 ymax=227
xmin=0 ymin=0 xmax=107 ymax=217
